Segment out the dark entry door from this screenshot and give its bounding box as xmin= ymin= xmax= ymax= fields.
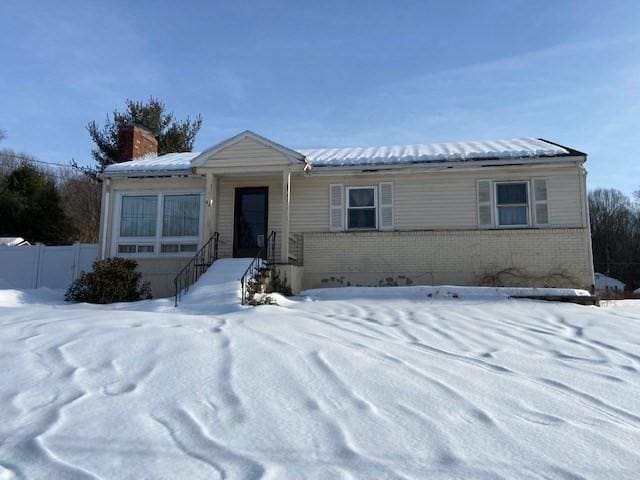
xmin=233 ymin=187 xmax=268 ymax=257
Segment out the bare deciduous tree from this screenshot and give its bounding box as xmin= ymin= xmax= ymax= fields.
xmin=589 ymin=188 xmax=640 ymax=289
xmin=59 ymin=171 xmax=102 ymax=243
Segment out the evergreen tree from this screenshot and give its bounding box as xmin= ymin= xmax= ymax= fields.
xmin=86 ymin=97 xmax=203 ymax=172
xmin=0 ymin=164 xmax=76 ymax=244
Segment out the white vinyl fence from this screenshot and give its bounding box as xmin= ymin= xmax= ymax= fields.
xmin=0 ymin=243 xmax=98 ymax=290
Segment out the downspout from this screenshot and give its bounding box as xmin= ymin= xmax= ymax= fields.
xmin=579 ymin=160 xmax=595 ymax=291
xmin=100 ymin=177 xmax=111 ymax=260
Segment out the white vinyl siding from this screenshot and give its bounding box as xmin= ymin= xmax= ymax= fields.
xmin=198 ymin=136 xmax=291 ymax=168
xmin=288 ymin=164 xmax=584 ymax=233
xmin=103 ymin=163 xmax=585 ymax=259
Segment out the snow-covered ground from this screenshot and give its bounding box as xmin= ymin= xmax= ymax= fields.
xmin=1 ymin=263 xmax=639 ymax=479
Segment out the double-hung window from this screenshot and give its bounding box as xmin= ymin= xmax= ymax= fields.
xmin=347 ymin=186 xmax=377 ymax=230
xmin=495 ymin=182 xmax=529 ymax=227
xmin=116 ymin=192 xmax=202 ymax=256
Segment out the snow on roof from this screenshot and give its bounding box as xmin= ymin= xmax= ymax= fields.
xmin=299 ymin=138 xmax=570 ymax=167
xmin=595 ymin=272 xmax=626 ymax=290
xmin=103 ymin=137 xmax=573 ymax=174
xmin=104 ymin=152 xmax=200 ymax=174
xmin=0 ymin=237 xmax=30 ymax=246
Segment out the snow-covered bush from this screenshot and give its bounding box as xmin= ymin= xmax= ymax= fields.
xmin=266 ymin=268 xmax=292 ymax=296
xmin=65 ymin=258 xmax=151 ymax=304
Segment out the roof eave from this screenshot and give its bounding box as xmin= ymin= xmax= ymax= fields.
xmin=100 ymin=169 xmax=194 ymax=178
xmin=538 ymin=138 xmax=587 ymax=157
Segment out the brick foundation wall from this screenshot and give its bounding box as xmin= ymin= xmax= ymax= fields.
xmin=302 ymin=228 xmax=594 ymax=290
xmin=135 ymin=257 xmax=187 ymax=298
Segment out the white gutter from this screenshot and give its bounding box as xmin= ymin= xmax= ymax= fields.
xmin=100 ymin=169 xmax=194 ymax=178
xmin=98 ymin=155 xmax=585 ymax=178
xmin=305 ymin=155 xmax=586 ymax=176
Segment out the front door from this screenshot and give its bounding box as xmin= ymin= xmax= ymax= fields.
xmin=233 ymin=187 xmax=268 ymax=258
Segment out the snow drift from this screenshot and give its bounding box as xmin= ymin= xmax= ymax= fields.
xmin=0 ymin=283 xmax=638 ymax=479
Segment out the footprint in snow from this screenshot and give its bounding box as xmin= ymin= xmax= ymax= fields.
xmin=101 ymin=382 xmax=137 ymax=396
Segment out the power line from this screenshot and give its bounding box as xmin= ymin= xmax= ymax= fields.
xmin=0 ymin=162 xmax=70 ymax=180
xmin=0 ymin=151 xmax=90 ymax=171
xmin=0 ymin=161 xmax=94 ymax=181
xmin=0 ymin=155 xmax=92 ymax=179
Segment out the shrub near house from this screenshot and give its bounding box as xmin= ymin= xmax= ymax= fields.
xmin=66 ymin=258 xmax=151 ymax=304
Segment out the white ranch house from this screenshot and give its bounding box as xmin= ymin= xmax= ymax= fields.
xmin=99 ymin=127 xmax=595 ymax=298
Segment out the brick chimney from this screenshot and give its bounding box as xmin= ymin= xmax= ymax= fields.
xmin=117 ymin=125 xmax=158 ymax=162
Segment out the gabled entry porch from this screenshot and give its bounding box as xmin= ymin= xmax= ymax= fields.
xmin=200 ymin=170 xmax=294 ymax=265
xmin=173 ymin=131 xmax=307 ymax=305
xmin=192 ymin=130 xmax=307 ymax=266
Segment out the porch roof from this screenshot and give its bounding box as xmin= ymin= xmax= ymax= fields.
xmin=103 ymin=152 xmax=200 ymax=175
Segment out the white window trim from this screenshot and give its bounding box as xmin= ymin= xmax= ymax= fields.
xmin=493 ymin=181 xmax=531 ymax=229
xmin=112 ymin=190 xmax=205 ymax=257
xmin=346 ymin=186 xmax=378 ymax=230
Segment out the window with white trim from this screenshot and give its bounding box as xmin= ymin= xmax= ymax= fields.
xmin=347 ymin=186 xmax=377 ymax=230
xmin=115 ymin=192 xmax=202 ymax=256
xmin=162 ymin=194 xmax=200 ymax=237
xmin=120 ymin=196 xmax=157 ymax=237
xmin=495 ymin=182 xmax=529 ymax=227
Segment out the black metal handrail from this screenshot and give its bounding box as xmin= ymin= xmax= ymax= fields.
xmin=174 ymin=232 xmax=220 ymax=307
xmin=240 ymin=231 xmax=276 ymax=305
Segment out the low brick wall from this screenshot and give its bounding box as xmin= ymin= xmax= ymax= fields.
xmin=302 ymin=228 xmax=594 ymax=290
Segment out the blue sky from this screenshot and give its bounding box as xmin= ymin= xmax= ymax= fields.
xmin=1 ymin=0 xmax=639 ymax=193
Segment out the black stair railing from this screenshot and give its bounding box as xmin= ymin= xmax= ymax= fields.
xmin=174 ymin=232 xmax=219 ymax=307
xmin=240 ymin=231 xmax=276 ymax=305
